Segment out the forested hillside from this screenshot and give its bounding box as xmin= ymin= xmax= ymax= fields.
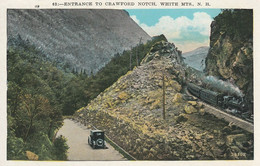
xmin=7 ymin=38 xmax=68 ymax=160
xmin=7 ymin=34 xmax=166 ymax=160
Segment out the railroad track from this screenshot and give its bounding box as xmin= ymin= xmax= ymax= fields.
xmin=185 ymin=87 xmax=254 ymax=133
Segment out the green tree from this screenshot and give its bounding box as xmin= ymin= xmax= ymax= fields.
xmin=7 ymin=115 xmax=26 ymax=160
xmin=17 ymin=94 xmax=52 ymax=141
xmin=7 ymin=40 xmax=68 ymax=160
xmin=52 ymin=135 xmax=69 ymax=160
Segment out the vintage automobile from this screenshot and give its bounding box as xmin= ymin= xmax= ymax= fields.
xmin=88 ymin=130 xmax=107 ymax=149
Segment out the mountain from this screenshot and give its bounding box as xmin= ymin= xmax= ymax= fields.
xmin=182 ymin=46 xmax=209 ymax=71
xmin=74 ymin=41 xmax=253 ymax=160
xmin=7 ymin=9 xmax=151 ymax=74
xmin=205 ymin=9 xmax=253 ymax=102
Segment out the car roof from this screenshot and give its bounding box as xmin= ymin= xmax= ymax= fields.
xmin=91 ymin=130 xmax=103 ymax=133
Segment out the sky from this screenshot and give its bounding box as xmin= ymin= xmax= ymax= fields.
xmin=126 ymin=9 xmax=221 ymax=53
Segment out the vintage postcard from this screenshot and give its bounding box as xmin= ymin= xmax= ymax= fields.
xmin=0 ymin=0 xmax=259 ymax=166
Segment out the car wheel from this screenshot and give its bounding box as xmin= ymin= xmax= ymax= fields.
xmin=88 ymin=136 xmax=92 ymax=145
xmin=96 ymin=138 xmax=104 ymax=147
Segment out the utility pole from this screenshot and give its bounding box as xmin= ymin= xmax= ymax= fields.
xmin=162 ymin=74 xmax=166 ymax=120
xmin=136 ymin=37 xmax=142 ymax=66
xmin=130 ymin=47 xmax=132 ymax=70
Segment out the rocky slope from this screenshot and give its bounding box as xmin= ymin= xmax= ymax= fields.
xmin=205 ymin=10 xmax=253 ymax=102
xmin=7 ymin=9 xmax=151 ymax=74
xmin=75 ymin=41 xmax=253 ymax=160
xmin=182 ymin=46 xmax=209 ymax=71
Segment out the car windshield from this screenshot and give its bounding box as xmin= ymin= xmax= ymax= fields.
xmin=95 ymin=132 xmax=102 ymax=136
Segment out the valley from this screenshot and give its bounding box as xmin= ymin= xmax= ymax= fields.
xmin=7 ymin=9 xmax=253 ymax=161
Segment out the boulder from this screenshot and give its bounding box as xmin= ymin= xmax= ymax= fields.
xmin=197 ymin=102 xmax=203 ymax=108
xmin=216 ymin=140 xmax=225 ymax=147
xmin=26 ymin=151 xmax=38 ymax=160
xmin=173 ymin=93 xmax=183 ymax=103
xmin=184 ymin=105 xmax=197 ymax=114
xmin=207 ymin=135 xmax=214 ymax=140
xmin=142 ymin=148 xmax=149 ymax=155
xmin=118 ymin=91 xmax=130 ymax=100
xmin=150 ymin=99 xmax=161 ymax=110
xmin=226 ymin=134 xmax=247 ymax=146
xmin=176 ymin=114 xmax=188 ymax=123
xmin=195 ymin=134 xmax=202 ymax=140
xmin=150 ymin=147 xmax=157 ymax=155
xmin=188 ymin=101 xmax=197 ymax=106
xmin=199 ymin=108 xmax=205 ymax=115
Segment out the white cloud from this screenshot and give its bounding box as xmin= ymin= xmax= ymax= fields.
xmin=130 ymin=12 xmax=213 ymax=52
xmin=130 ymin=15 xmax=141 ymax=25
xmin=191 ymin=12 xmax=212 ymax=36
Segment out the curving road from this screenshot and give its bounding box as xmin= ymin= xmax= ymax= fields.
xmin=56 ymin=119 xmax=126 ymax=161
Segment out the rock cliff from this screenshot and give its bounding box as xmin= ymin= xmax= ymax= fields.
xmin=75 ymin=41 xmax=253 ymax=160
xmin=205 ymin=10 xmax=253 ymax=101
xmin=7 ymin=9 xmax=151 ymax=74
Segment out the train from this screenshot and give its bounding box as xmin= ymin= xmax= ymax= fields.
xmin=187 ymin=83 xmax=252 ymax=121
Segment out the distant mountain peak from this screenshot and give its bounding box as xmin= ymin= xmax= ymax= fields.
xmin=182 ymin=46 xmax=209 ymax=71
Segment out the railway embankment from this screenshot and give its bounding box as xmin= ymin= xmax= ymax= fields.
xmin=203 ymin=103 xmax=253 ymax=133
xmin=185 ymin=87 xmax=253 ymax=133
xmin=75 ymin=41 xmax=253 ymax=160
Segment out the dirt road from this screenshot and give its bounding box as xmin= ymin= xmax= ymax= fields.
xmin=56 ymin=119 xmax=126 ymax=161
